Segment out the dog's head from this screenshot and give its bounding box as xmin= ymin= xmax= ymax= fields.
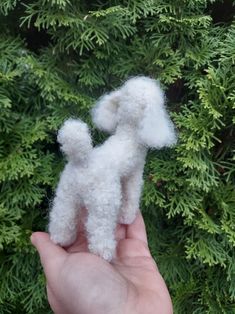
xmin=91 ymin=76 xmax=177 ymax=148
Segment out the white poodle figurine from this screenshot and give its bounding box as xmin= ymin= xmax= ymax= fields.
xmin=49 ymin=76 xmax=177 ymax=261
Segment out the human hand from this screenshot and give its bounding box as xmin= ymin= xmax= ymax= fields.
xmin=31 ymin=211 xmax=173 ymax=314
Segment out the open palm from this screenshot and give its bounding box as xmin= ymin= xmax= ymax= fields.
xmin=31 ymin=212 xmax=173 ymax=314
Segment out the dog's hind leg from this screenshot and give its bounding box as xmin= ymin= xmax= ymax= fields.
xmin=85 ymin=182 xmax=121 ymax=261
xmin=49 ymin=172 xmax=82 ymax=247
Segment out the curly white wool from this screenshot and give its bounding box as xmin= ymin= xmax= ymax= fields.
xmin=49 ymin=76 xmax=177 ymax=261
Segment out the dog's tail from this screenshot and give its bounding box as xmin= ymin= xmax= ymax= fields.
xmin=57 ymin=118 xmax=92 ymax=163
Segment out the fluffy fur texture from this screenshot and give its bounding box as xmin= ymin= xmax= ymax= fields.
xmin=49 ymin=76 xmax=177 ymax=261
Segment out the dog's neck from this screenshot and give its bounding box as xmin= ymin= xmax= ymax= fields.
xmin=115 ymin=124 xmax=147 ymax=151
xmin=115 ymin=123 xmax=137 ymax=137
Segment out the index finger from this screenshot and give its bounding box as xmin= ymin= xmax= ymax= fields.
xmin=31 ymin=232 xmax=67 ymax=277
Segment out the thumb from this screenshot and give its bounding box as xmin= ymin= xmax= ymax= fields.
xmin=126 ymin=212 xmax=148 ymax=244
xmin=31 ymin=232 xmax=67 ymax=276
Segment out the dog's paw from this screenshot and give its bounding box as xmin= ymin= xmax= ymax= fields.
xmin=88 ymin=240 xmax=116 ymax=262
xmin=50 ymin=229 xmax=77 ymax=247
xmin=118 ymin=212 xmax=137 ymax=225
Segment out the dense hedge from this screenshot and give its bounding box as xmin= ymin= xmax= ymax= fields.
xmin=0 ymin=1 xmax=235 ymax=313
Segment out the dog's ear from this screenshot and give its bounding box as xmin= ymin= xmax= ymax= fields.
xmin=137 ymin=84 xmax=177 ymax=148
xmin=91 ymin=90 xmax=120 ymax=133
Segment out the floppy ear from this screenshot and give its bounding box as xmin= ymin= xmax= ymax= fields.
xmin=137 ymin=88 xmax=177 ymax=148
xmin=91 ymin=90 xmax=120 ymax=133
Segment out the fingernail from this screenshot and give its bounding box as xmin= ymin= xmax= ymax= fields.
xmin=30 ymin=233 xmax=37 ymax=246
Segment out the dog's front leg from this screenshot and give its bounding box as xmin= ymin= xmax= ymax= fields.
xmin=119 ymin=170 xmax=144 ymax=225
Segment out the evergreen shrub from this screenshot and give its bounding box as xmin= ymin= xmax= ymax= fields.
xmin=0 ymin=1 xmax=234 ymax=313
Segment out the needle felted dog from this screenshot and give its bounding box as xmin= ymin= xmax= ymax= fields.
xmin=49 ymin=76 xmax=177 ymax=261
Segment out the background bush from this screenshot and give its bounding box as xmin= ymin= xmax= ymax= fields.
xmin=0 ymin=0 xmax=234 ymax=313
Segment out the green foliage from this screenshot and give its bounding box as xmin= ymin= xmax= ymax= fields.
xmin=0 ymin=0 xmax=235 ymax=313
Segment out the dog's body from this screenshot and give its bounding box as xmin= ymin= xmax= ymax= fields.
xmin=49 ymin=76 xmax=177 ymax=261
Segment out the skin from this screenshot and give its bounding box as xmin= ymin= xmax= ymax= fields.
xmin=31 ymin=211 xmax=173 ymax=314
